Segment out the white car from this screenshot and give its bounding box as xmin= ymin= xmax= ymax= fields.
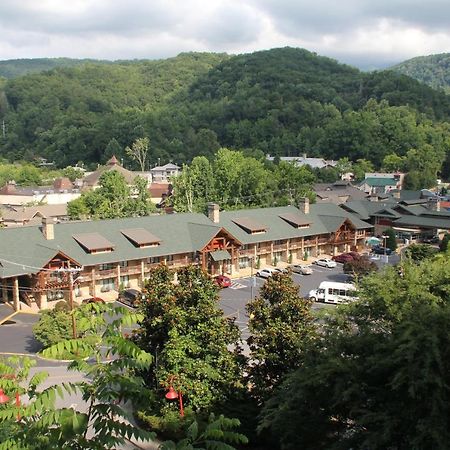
xmin=313 ymin=258 xmax=337 ymax=268
xmin=290 ymin=264 xmax=313 ymax=275
xmin=256 ymin=268 xmax=276 ymax=279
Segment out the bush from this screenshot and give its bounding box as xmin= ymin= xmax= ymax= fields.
xmin=33 ymin=309 xmax=72 ymax=348
xmin=405 ymin=244 xmax=439 ymax=262
xmin=440 ymin=233 xmax=450 ymax=252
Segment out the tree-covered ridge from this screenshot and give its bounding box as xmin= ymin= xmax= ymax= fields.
xmin=0 ymin=57 xmax=113 ymax=79
xmin=0 ymin=47 xmax=449 ymax=179
xmin=391 ymin=53 xmax=450 ymax=93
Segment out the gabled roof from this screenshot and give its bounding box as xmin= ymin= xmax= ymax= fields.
xmin=232 ymin=217 xmax=267 ymax=233
xmin=362 ymin=178 xmax=397 ymax=187
xmin=121 ymin=228 xmax=161 ymax=247
xmin=73 ymin=233 xmax=114 ymax=252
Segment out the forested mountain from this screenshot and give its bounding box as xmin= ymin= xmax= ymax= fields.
xmin=391 ymin=53 xmax=450 ymax=93
xmin=0 ymin=47 xmax=449 ymax=180
xmin=0 ymin=57 xmax=113 ymax=79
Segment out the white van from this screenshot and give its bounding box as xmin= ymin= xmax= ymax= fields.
xmin=308 ymin=281 xmax=357 ymax=304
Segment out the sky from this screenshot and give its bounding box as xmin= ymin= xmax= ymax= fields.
xmin=0 ymin=0 xmax=449 ymax=69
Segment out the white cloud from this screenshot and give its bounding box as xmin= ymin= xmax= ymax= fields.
xmin=0 ymin=0 xmax=449 ymax=67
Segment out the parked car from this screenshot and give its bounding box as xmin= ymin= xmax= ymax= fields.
xmin=332 ymin=253 xmax=354 ymax=263
xmin=273 ymin=267 xmax=289 ymax=274
xmin=290 ymin=264 xmax=313 ymax=275
xmin=118 ymin=288 xmax=142 ymax=308
xmin=214 ymin=275 xmax=231 ymax=288
xmin=371 ymin=245 xmax=392 ymax=255
xmin=421 ymin=235 xmax=440 ymax=244
xmin=256 ymin=268 xmax=276 ymax=279
xmin=313 ymin=258 xmax=337 ymax=268
xmin=82 ymin=296 xmax=105 ymax=304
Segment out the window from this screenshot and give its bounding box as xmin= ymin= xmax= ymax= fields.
xmin=148 ymin=257 xmax=160 ymax=264
xmin=166 ymin=255 xmax=174 ymax=262
xmin=239 ymin=257 xmax=250 ymax=269
xmin=101 ymin=278 xmax=115 ymax=292
xmin=47 ymin=290 xmax=64 ymax=301
xmin=120 ymin=275 xmax=130 ymax=288
xmin=119 ymin=261 xmax=128 ymax=268
xmin=99 ymin=263 xmax=115 ymax=271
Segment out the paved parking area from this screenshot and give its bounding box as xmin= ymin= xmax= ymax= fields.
xmin=0 ymin=312 xmax=42 ymax=355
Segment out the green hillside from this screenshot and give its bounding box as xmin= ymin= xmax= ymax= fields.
xmin=391 ymin=53 xmax=450 ymax=93
xmin=0 ymin=57 xmax=113 ymax=79
xmin=0 ymin=47 xmax=449 ymax=180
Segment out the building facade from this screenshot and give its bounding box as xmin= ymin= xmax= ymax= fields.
xmin=0 ymin=200 xmax=372 ymax=311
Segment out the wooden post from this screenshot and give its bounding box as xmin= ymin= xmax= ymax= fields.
xmin=141 ymin=260 xmax=145 ymax=286
xmin=2 ymin=282 xmax=8 ymax=303
xmin=69 ymin=271 xmax=77 ymax=339
xmin=13 ymin=277 xmax=19 ymax=311
xmin=116 ymin=264 xmax=121 ymax=290
xmin=91 ymin=267 xmax=97 ymax=296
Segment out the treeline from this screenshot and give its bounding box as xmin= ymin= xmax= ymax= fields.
xmin=391 ymin=53 xmax=450 ymax=93
xmin=0 ymin=47 xmax=450 ymax=180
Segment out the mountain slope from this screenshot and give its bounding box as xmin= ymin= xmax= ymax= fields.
xmin=391 ymin=53 xmax=450 ymax=93
xmin=0 ymin=47 xmax=449 ymax=173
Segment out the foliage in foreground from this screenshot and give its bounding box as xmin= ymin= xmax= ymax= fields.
xmin=0 ymin=304 xmax=156 ymax=449
xmin=259 ymin=256 xmax=450 ymax=449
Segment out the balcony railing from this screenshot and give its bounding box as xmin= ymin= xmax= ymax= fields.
xmin=272 ymin=244 xmax=287 ymax=252
xmin=120 ymin=265 xmax=142 ymax=276
xmin=96 ymin=269 xmax=117 ymax=279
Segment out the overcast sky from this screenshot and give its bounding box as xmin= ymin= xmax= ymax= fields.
xmin=1 ymin=0 xmax=449 ymax=69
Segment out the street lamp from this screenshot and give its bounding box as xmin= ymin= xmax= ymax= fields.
xmin=165 ymin=378 xmax=184 ymax=417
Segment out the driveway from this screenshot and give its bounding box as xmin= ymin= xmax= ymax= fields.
xmin=0 ymin=312 xmax=42 ymax=356
xmin=0 ymin=303 xmax=15 ymax=324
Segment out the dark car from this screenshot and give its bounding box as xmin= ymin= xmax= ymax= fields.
xmin=82 ymin=296 xmax=105 ymax=304
xmin=214 ymin=275 xmax=231 ymax=288
xmin=332 ymin=253 xmax=354 ymax=263
xmin=118 ymin=288 xmax=142 ymax=308
xmin=421 ymin=235 xmax=440 ymax=244
xmin=372 ymin=245 xmax=392 ymax=255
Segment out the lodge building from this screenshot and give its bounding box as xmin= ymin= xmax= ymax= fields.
xmin=0 ymin=199 xmax=372 ymax=311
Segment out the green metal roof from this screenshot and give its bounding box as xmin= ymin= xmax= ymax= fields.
xmin=393 ymin=215 xmax=450 ymax=229
xmin=0 ymin=204 xmax=372 ymax=278
xmin=363 ymin=178 xmax=397 ymax=187
xmin=210 ymin=250 xmax=231 ymax=261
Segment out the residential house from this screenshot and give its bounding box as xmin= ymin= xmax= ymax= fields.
xmin=314 ymin=181 xmax=369 ymax=204
xmin=0 ymin=204 xmax=68 ymax=227
xmin=150 ymin=163 xmax=180 ymax=183
xmin=0 ymin=199 xmax=371 ymax=311
xmin=359 ymin=172 xmax=404 ymax=195
xmin=266 ymin=154 xmax=337 ymax=170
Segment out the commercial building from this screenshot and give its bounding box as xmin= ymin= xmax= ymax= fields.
xmin=0 ymin=199 xmax=371 ymax=311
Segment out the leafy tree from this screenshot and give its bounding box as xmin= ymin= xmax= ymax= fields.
xmin=246 ymin=272 xmax=315 ymax=402
xmin=260 ymin=256 xmax=450 ymax=450
xmin=343 ymin=256 xmax=378 ymax=278
xmin=160 ymin=414 xmax=248 ymax=450
xmin=62 ymin=166 xmax=84 ymax=182
xmin=382 ymin=153 xmax=406 ymax=172
xmin=126 ymin=137 xmax=150 ymax=171
xmin=0 ymin=304 xmax=156 ymax=449
xmin=135 ymin=265 xmax=243 ymax=412
xmin=440 ymin=233 xmax=450 ymax=252
xmin=384 ymin=227 xmax=397 ymax=251
xmin=405 ymin=243 xmax=439 ymax=262
xmin=352 ymin=158 xmax=374 ymax=181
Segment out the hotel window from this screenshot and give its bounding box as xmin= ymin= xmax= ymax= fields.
xmin=148 ymin=257 xmax=160 ymax=264
xmin=101 ymin=278 xmax=115 ymax=292
xmin=99 ymin=263 xmax=115 ymax=271
xmin=120 ymin=275 xmax=130 ymax=288
xmin=239 ymin=257 xmax=250 ymax=269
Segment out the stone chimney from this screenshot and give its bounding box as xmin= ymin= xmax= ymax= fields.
xmin=427 ymin=197 xmax=441 ymax=212
xmin=298 ymin=197 xmax=310 ymax=214
xmin=207 ymin=202 xmax=220 ymax=223
xmin=42 ymin=217 xmax=54 ymax=240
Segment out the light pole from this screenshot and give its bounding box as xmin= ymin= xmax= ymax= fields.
xmin=165 ymin=376 xmax=184 ymax=417
xmin=381 ymin=235 xmax=388 ymax=255
xmin=250 ymin=257 xmax=255 ymax=301
xmin=0 ymin=374 xmax=21 ymax=420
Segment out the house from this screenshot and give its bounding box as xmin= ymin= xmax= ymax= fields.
xmin=0 ymin=199 xmax=371 ymax=311
xmin=341 ymin=197 xmax=450 ymax=241
xmin=150 ymin=163 xmax=180 ymax=183
xmin=266 ymin=154 xmax=337 ymax=170
xmin=82 ymin=156 xmax=142 ymax=189
xmin=0 ymin=204 xmax=68 ymax=227
xmin=314 ymin=181 xmax=369 ymax=204
xmin=359 ymin=172 xmax=404 ymax=195
xmin=0 ymin=179 xmax=81 ymax=206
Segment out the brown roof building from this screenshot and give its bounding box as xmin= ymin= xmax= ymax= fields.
xmin=82 ymin=156 xmax=138 ymax=189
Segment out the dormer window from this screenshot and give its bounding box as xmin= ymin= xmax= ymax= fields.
xmin=232 ymin=217 xmax=267 ymax=235
xmin=73 ymin=233 xmax=114 ymax=254
xmin=121 ymin=228 xmax=161 ymax=248
xmin=279 ymin=213 xmax=311 ymax=229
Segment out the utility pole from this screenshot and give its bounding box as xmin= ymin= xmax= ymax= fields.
xmin=68 ymin=270 xmax=77 ymax=339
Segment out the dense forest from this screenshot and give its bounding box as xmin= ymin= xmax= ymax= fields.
xmin=391 ymin=53 xmax=450 ymax=93
xmin=0 ymin=47 xmax=449 ymax=180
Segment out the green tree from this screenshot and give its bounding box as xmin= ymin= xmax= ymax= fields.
xmin=384 ymin=227 xmax=397 ymax=251
xmin=62 ymin=166 xmax=84 ymax=182
xmin=126 ymin=137 xmax=150 ymax=171
xmin=260 ymin=256 xmax=450 ymax=449
xmin=0 ymin=305 xmax=155 ymax=449
xmin=440 ymin=233 xmax=450 ymax=252
xmin=246 ymin=272 xmax=315 ymax=402
xmin=135 ymin=265 xmax=243 ymax=413
xmin=343 ymin=257 xmax=378 ymax=278
xmin=352 ymin=158 xmax=374 ymax=181
xmin=382 ymin=153 xmax=406 ymax=172
xmin=405 ymin=243 xmax=438 ymax=262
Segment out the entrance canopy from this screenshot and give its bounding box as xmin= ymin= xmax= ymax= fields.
xmin=210 ymin=250 xmax=231 ymax=262
xmin=366 ymin=236 xmax=381 ymax=246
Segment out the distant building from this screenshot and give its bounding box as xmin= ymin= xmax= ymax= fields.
xmin=314 ymin=181 xmax=369 ymax=205
xmin=150 ymin=163 xmax=181 ymax=183
xmin=0 ymin=204 xmax=68 ymax=227
xmin=359 ymin=172 xmax=405 ymax=195
xmin=266 ymin=154 xmax=337 ymax=170
xmin=0 ymin=179 xmax=81 ymax=206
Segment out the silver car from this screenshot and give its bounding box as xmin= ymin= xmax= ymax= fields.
xmin=290 ymin=264 xmax=313 ymax=275
xmin=313 ymin=258 xmax=337 ymax=268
